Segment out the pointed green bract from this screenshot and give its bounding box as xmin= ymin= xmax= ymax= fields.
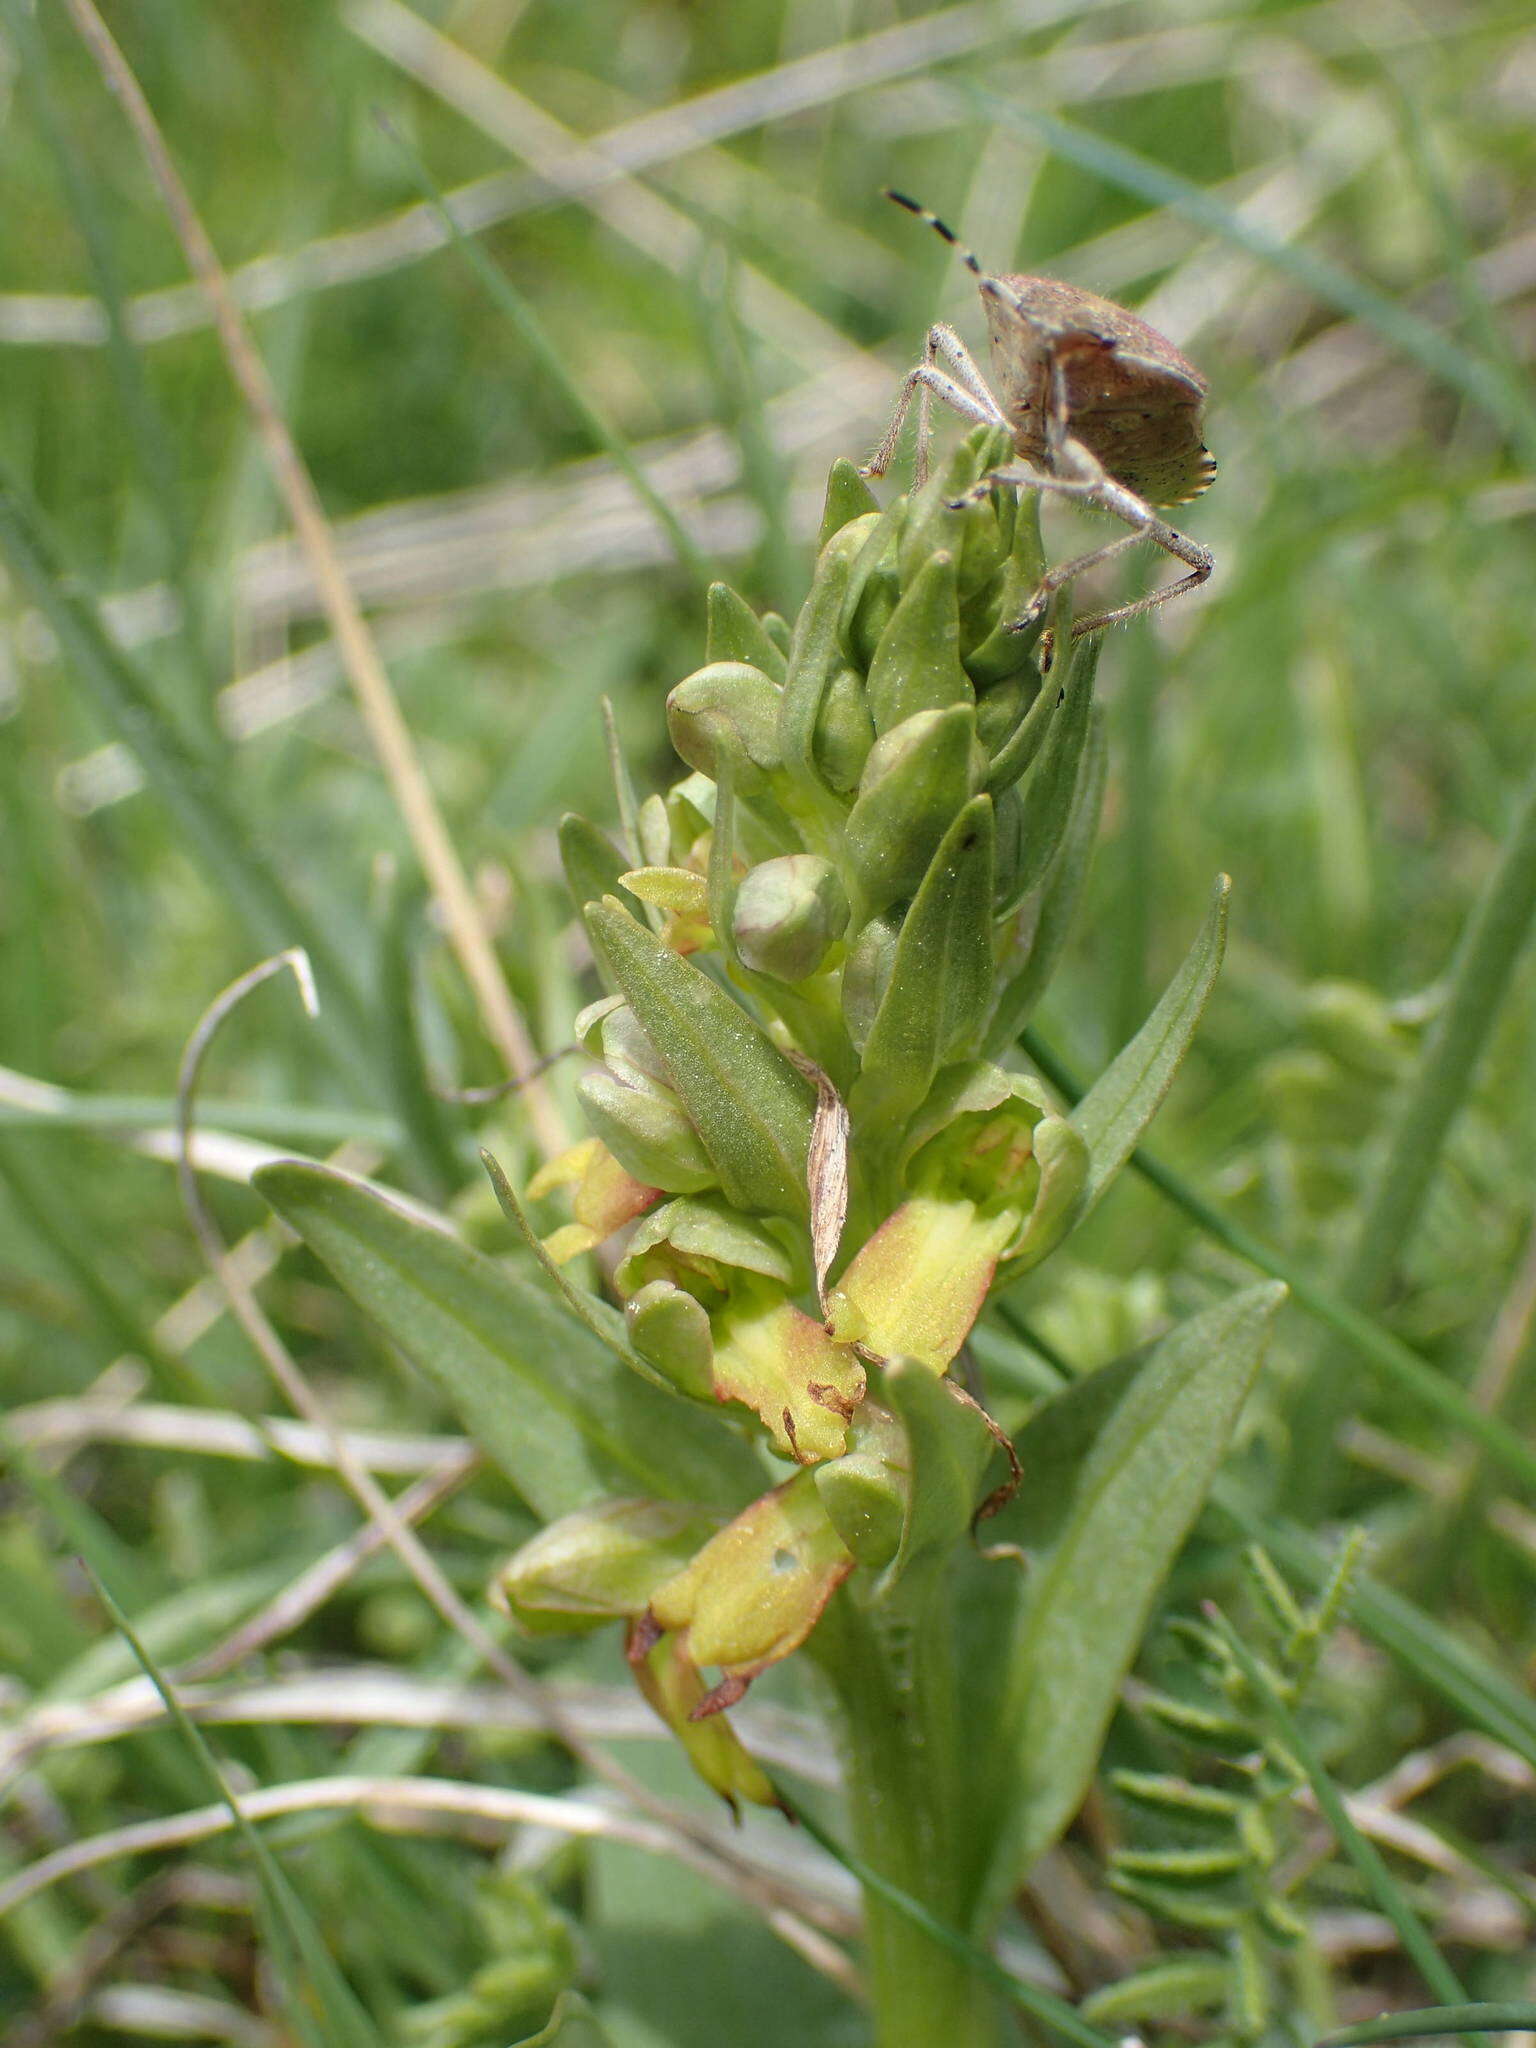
xmin=851 ymin=796 xmax=996 ymax=1136
xmin=865 ymin=548 xmax=974 ymax=735
xmin=585 ymin=898 xmax=815 ymax=1218
xmin=1070 ymin=873 xmax=1231 ymax=1213
xmin=705 ymin=580 xmax=787 ymax=683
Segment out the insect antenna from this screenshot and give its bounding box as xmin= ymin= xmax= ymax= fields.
xmin=884 ymin=189 xmax=1024 ymax=316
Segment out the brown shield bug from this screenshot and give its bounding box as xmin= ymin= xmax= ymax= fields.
xmin=864 ymin=190 xmax=1216 ymax=640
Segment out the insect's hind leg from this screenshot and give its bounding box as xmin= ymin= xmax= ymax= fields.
xmin=981 ymin=458 xmax=1213 ymax=641
xmin=863 ymin=324 xmax=1008 ymax=488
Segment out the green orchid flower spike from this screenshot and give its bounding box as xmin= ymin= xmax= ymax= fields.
xmin=264 ymin=427 xmax=1264 ymax=2048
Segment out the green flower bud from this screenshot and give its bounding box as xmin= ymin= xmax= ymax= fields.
xmin=617 ymin=1193 xmax=795 ymax=1305
xmin=732 ymin=854 xmax=849 ymax=981
xmin=1301 ymin=979 xmax=1410 ymax=1081
xmin=865 ymin=549 xmax=973 ymax=735
xmin=491 ymin=1498 xmax=719 ymax=1636
xmin=844 ymin=705 xmax=985 ymax=918
xmin=666 ymin=661 xmax=784 ymax=796
xmin=626 ymin=1278 xmax=715 ymax=1400
xmin=837 ymin=505 xmax=904 ymax=671
xmin=811 ymin=665 xmax=876 ymax=793
xmin=575 ymin=1068 xmax=716 ymax=1194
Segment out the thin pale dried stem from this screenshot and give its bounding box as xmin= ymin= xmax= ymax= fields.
xmin=182 ymin=1455 xmax=478 ymax=1680
xmin=0 ymin=1776 xmax=861 ymax=1994
xmin=63 ymin=0 xmax=561 ymax=1153
xmin=8 ymin=1396 xmax=469 ymax=1474
xmin=2 ymin=1666 xmax=838 ymax=1789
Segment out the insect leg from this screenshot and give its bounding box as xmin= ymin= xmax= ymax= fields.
xmin=986 ymin=453 xmax=1214 ymax=640
xmin=863 ymin=325 xmax=1008 ymax=488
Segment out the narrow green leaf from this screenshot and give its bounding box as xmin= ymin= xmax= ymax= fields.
xmin=987 ymin=709 xmax=1106 ymax=1053
xmin=559 ymin=814 xmax=632 ymax=919
xmin=90 ymin=1571 xmax=384 ymax=2048
xmin=254 ymin=1159 xmax=761 ymax=1518
xmin=999 ymin=635 xmax=1101 ymax=916
xmin=1322 ymin=2006 xmax=1536 ymax=2047
xmin=512 ymin=1991 xmax=618 ymax=2046
xmin=1067 ymin=874 xmax=1229 ymax=1214
xmin=0 ymin=465 xmax=375 ymax=1076
xmin=1008 ymin=1283 xmax=1285 ymax=1875
xmin=1023 ymin=1032 xmax=1536 ymax=1497
xmin=585 ymin=900 xmax=814 ymax=1219
xmin=851 ymin=796 xmax=996 ymax=1136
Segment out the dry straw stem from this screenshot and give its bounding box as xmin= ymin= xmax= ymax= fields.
xmin=62 ymin=0 xmax=562 ymax=1158
xmin=0 ymin=1772 xmax=857 ymax=1990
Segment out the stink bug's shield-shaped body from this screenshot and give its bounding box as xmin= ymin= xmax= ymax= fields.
xmin=979 ymin=274 xmax=1216 ymax=511
xmin=865 ymin=192 xmax=1216 ymax=640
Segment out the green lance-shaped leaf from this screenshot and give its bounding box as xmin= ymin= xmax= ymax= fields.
xmin=850 ymin=796 xmax=996 ymax=1135
xmin=986 ymin=709 xmax=1107 ymax=1053
xmin=1070 ymin=874 xmax=1231 ymax=1215
xmin=1004 ymin=1283 xmax=1286 ymax=1877
xmin=585 ymin=899 xmax=815 ymax=1218
xmin=778 ymin=538 xmax=855 ymax=799
xmin=844 ymin=704 xmax=984 ymax=920
xmin=705 ymin=581 xmax=787 ymax=683
xmin=864 ymin=549 xmax=975 ymax=736
xmin=817 ymin=457 xmax=881 ymax=550
xmin=877 ymin=1358 xmax=998 ymax=1599
xmin=254 ymin=1160 xmax=762 ymax=1520
xmin=559 ymin=813 xmax=636 ymax=921
xmin=995 ymin=634 xmax=1101 ymax=914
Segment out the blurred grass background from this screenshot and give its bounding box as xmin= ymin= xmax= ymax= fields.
xmin=3 ymin=0 xmax=1536 ymax=2042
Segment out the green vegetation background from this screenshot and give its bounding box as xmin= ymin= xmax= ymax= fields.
xmin=3 ymin=0 xmax=1534 ymax=2043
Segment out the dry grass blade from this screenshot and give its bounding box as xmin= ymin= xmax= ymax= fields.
xmin=0 ymin=1775 xmax=862 ymax=1993
xmin=61 ymin=0 xmax=561 ymax=1153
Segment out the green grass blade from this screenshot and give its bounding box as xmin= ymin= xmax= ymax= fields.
xmin=5 ymin=0 xmax=217 ymax=734
xmin=1322 ymin=2005 xmax=1536 ymax=2047
xmin=1289 ymin=752 xmax=1536 ymax=1502
xmin=88 ymin=1569 xmax=386 ymax=2048
xmin=0 ymin=464 xmax=377 ymax=1082
xmin=1020 ymin=1031 xmax=1536 ymax=1496
xmin=377 ymin=115 xmax=709 ymax=587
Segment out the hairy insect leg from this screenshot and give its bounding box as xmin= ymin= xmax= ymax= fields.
xmin=862 ymin=323 xmax=1008 ymax=488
